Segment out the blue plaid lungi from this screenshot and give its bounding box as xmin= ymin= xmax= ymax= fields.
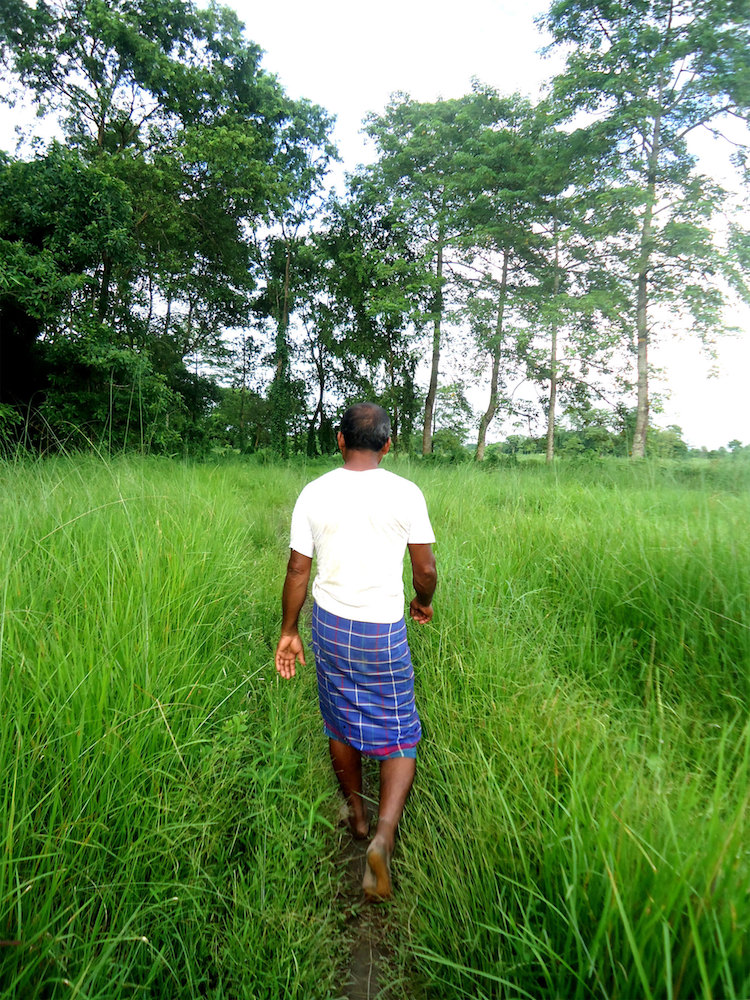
xmin=311 ymin=602 xmax=421 ymax=757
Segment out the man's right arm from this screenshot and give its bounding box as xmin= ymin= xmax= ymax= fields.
xmin=407 ymin=543 xmax=437 ymax=624
xmin=275 ymin=548 xmax=313 ymax=678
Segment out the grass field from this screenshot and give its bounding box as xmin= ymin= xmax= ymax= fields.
xmin=0 ymin=454 xmax=748 ymax=998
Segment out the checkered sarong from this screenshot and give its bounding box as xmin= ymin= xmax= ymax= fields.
xmin=311 ymin=603 xmax=421 ymax=757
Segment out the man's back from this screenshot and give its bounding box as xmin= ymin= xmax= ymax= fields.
xmin=290 ymin=467 xmax=434 ymax=624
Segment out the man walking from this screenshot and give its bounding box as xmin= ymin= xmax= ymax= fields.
xmin=275 ymin=402 xmax=437 ymax=900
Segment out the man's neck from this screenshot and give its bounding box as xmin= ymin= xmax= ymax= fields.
xmin=342 ymin=449 xmax=382 ymax=472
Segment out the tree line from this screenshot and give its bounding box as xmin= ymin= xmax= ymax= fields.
xmin=1 ymin=0 xmax=749 ymax=459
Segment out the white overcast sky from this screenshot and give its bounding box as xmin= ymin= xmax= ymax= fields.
xmin=2 ymin=0 xmax=748 ymax=448
xmin=237 ymin=0 xmax=559 ymax=172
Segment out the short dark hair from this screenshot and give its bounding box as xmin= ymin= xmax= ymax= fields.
xmin=339 ymin=402 xmax=391 ymax=452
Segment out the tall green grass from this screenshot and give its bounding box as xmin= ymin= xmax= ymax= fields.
xmin=1 ymin=454 xmax=748 ymax=997
xmin=397 ymin=459 xmax=750 ymax=999
xmin=0 ymin=456 xmax=341 ymax=998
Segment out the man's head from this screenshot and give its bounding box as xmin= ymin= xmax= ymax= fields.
xmin=339 ymin=402 xmax=391 ymax=452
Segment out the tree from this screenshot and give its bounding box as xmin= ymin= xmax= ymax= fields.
xmin=312 ymin=179 xmax=433 ymax=451
xmin=522 ymin=119 xmax=629 ymax=464
xmin=255 ymin=233 xmax=341 ymax=457
xmin=207 ymin=385 xmax=271 ymax=453
xmin=0 ymin=143 xmax=135 ymax=428
xmin=450 ymin=88 xmax=557 ymax=461
xmin=364 ymin=94 xmax=481 ymax=454
xmin=528 ymin=167 xmax=635 ymax=464
xmin=446 ymin=88 xmax=629 ymax=463
xmin=542 ymin=0 xmax=750 ymax=457
xmin=431 ymin=383 xmax=474 ymax=458
xmin=253 ymin=98 xmax=336 ymax=455
xmin=0 ymin=0 xmax=333 ymax=449
xmin=0 ymin=0 xmax=275 ymax=326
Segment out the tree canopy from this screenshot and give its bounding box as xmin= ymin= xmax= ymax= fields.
xmin=541 ymin=0 xmax=750 ymax=455
xmin=1 ymin=0 xmax=748 ymax=456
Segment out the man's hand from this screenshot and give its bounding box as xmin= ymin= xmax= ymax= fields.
xmin=275 ymin=631 xmax=306 ymax=679
xmin=409 ymin=598 xmax=433 ymax=624
xmin=275 ymin=549 xmax=312 ymax=679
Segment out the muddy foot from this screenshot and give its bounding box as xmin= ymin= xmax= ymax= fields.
xmin=363 ymin=839 xmax=392 ymax=901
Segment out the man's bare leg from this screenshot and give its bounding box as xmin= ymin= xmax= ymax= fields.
xmin=328 ymin=738 xmax=370 ymax=839
xmin=363 ymin=756 xmax=416 ymax=900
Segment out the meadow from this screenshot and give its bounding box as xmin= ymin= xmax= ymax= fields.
xmin=0 ymin=454 xmax=748 ymax=998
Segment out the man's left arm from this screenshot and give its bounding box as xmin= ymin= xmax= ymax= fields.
xmin=275 ymin=548 xmax=313 ymax=679
xmin=407 ymin=542 xmax=437 ymax=624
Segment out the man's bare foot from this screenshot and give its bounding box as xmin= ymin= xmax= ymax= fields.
xmin=337 ymin=801 xmax=369 ymax=840
xmin=363 ymin=837 xmax=392 ymax=901
xmin=350 ymin=818 xmax=370 ymax=840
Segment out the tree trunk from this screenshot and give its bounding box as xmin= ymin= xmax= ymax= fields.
xmin=385 ymin=332 xmax=400 ymax=450
xmin=475 ymin=249 xmax=509 ymax=461
xmin=306 ymin=342 xmax=325 ymax=457
xmin=238 ymin=383 xmax=246 ymax=452
xmin=163 ymin=295 xmax=172 ymax=338
xmin=238 ymin=337 xmax=250 ymax=452
xmin=270 ymin=244 xmax=292 ymax=456
xmin=632 ymin=112 xmax=661 ymax=459
xmin=422 ymin=239 xmax=444 ymax=455
xmin=146 ymin=272 xmax=154 ymax=330
xmin=546 ymin=217 xmax=561 ymax=464
xmin=306 ymin=397 xmax=322 ymax=457
xmin=545 ymin=315 xmax=559 ymax=464
xmin=97 ymin=251 xmax=112 ymax=322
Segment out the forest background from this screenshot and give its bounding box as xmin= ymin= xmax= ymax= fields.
xmin=2 ymin=0 xmax=750 ymax=461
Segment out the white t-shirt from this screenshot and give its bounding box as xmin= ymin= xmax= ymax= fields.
xmin=290 ymin=466 xmax=435 ymax=624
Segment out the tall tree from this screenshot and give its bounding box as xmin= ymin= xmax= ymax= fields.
xmin=253 ymin=99 xmax=336 ymax=455
xmin=542 ymin=0 xmax=750 ymax=456
xmin=364 ymin=95 xmax=480 ymax=453
xmin=523 ymin=120 xmax=634 ymax=463
xmin=450 ymin=88 xmax=555 ymax=461
xmin=316 ymin=180 xmax=433 ymax=450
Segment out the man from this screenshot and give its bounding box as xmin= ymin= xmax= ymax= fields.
xmin=275 ymin=402 xmax=437 ymax=901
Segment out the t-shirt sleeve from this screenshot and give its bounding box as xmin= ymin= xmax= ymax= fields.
xmin=407 ymin=486 xmax=436 ymax=544
xmin=289 ymin=490 xmax=315 ymax=557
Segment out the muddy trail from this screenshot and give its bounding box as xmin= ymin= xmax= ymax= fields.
xmin=332 ymin=833 xmax=391 ymax=1000
xmin=330 ymin=775 xmax=411 ymax=1000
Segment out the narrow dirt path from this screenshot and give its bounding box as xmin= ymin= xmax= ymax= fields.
xmin=331 ymin=772 xmax=397 ymax=1000
xmin=333 ymin=834 xmax=389 ymax=1000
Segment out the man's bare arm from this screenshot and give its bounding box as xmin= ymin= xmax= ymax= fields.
xmin=407 ymin=543 xmax=437 ymax=624
xmin=275 ymin=549 xmax=313 ymax=679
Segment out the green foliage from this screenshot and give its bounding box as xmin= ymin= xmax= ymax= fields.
xmin=207 ymin=386 xmax=271 ymax=453
xmin=365 ymin=92 xmax=490 ymax=452
xmin=249 ymin=97 xmax=336 ymax=454
xmin=305 ymin=185 xmax=431 ymax=451
xmin=429 ymin=430 xmax=471 ymax=462
xmin=0 ymin=0 xmax=334 ymax=454
xmin=432 ymin=383 xmax=473 ymax=444
xmin=495 ymin=409 xmax=692 ymax=459
xmin=38 ymin=330 xmax=185 ymax=452
xmin=1 ymin=0 xmax=748 ymax=461
xmin=0 ymin=402 xmax=22 ymax=453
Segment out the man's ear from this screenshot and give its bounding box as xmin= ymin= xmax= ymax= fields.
xmin=382 ymin=437 xmax=392 ymax=456
xmin=337 ymin=431 xmax=346 ymax=452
